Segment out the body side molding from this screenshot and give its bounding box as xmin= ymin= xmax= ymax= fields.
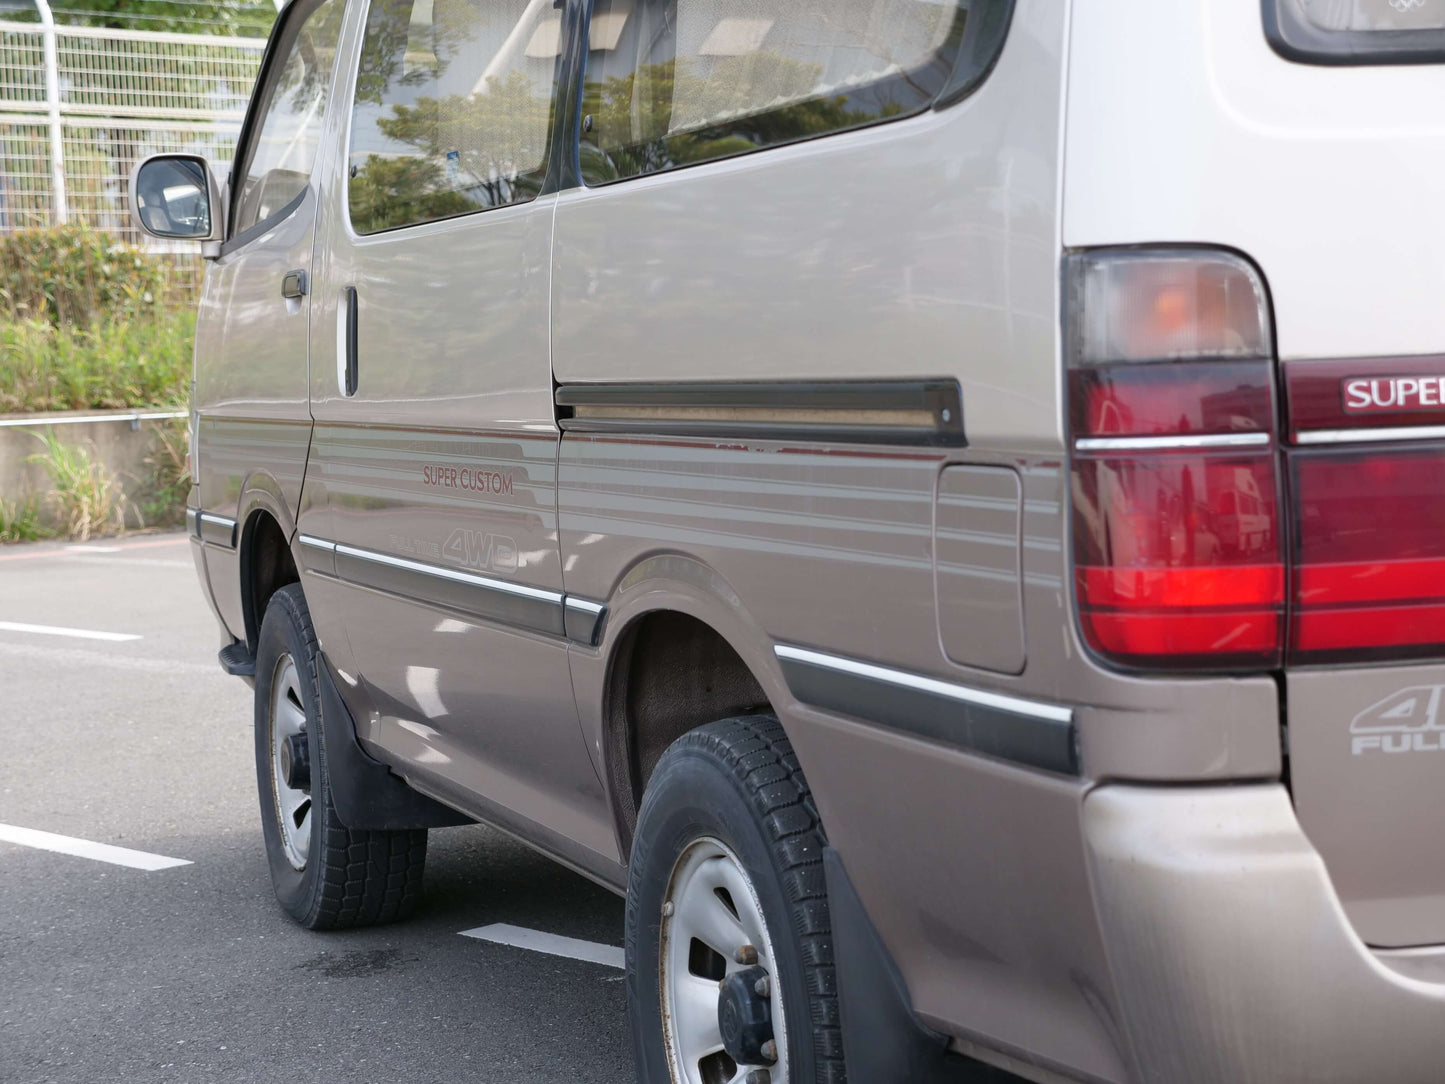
xmin=555 ymin=380 xmax=966 ymax=446
xmin=775 ymin=644 xmax=1077 ymax=776
xmin=296 ymin=536 xmax=606 ymax=645
xmin=199 ymin=511 xmax=237 ymax=549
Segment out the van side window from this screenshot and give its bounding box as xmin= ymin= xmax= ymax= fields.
xmin=348 ymin=0 xmax=560 ymax=235
xmin=578 ymin=0 xmax=978 ymax=185
xmin=232 ymin=0 xmax=346 ymax=235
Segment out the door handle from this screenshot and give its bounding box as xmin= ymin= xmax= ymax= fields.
xmin=281 ymin=268 xmax=308 ymax=299
xmin=336 ymin=286 xmax=358 ymax=397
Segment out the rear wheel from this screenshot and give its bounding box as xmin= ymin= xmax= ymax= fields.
xmin=253 ymin=583 xmax=426 ymax=929
xmin=626 ymin=715 xmax=845 ymax=1084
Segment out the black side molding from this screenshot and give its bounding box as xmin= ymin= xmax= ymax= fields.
xmin=777 ymin=647 xmax=1078 ymax=776
xmin=556 ymin=380 xmax=965 ymax=446
xmin=316 ymin=657 xmax=473 ymax=831
xmin=218 ymin=640 xmax=256 ymax=678
xmin=825 ymin=848 xmax=1027 ymax=1083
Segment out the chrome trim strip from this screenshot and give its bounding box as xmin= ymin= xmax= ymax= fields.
xmin=775 ymin=645 xmax=1071 ymax=723
xmin=198 ymin=511 xmax=236 ymax=549
xmin=1295 ymin=424 xmax=1445 ymax=446
xmin=774 ymin=644 xmax=1077 ymax=775
xmin=1074 ymin=433 xmax=1270 ymax=452
xmin=563 ymin=596 xmax=608 ymax=646
xmin=184 ymin=508 xmax=200 ymax=538
xmin=333 ymin=544 xmax=563 ymax=604
xmin=297 ymin=534 xmax=336 ymax=552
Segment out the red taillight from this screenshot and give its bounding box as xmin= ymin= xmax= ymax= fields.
xmin=1290 ymin=448 xmax=1445 ymax=663
xmin=1068 ymin=250 xmax=1285 ymax=670
xmin=1071 ymin=252 xmax=1445 ymax=672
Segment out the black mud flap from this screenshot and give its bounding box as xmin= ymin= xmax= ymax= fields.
xmin=316 ymin=656 xmax=472 ymax=831
xmin=824 ymin=847 xmax=1026 ymax=1084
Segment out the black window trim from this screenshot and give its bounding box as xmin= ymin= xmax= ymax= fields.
xmin=225 ymin=0 xmax=337 ymax=255
xmin=568 ymin=0 xmax=1017 ymax=190
xmin=342 ymin=0 xmax=577 ymax=238
xmin=1263 ymin=0 xmax=1445 ymax=66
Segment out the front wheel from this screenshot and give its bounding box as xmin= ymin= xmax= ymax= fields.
xmin=626 ymin=715 xmax=845 ymax=1084
xmin=253 ymin=583 xmax=427 ymax=929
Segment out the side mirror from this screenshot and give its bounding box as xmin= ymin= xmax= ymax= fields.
xmin=129 ymin=153 xmax=225 ymax=252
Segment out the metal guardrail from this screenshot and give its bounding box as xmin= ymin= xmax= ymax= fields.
xmin=0 ymin=15 xmax=263 ymax=240
xmin=0 ymin=410 xmax=186 ymax=429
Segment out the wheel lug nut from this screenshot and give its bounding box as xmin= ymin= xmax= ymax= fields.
xmin=745 ymin=1071 xmax=771 ymax=1084
xmin=761 ymin=1039 xmax=778 ymax=1063
xmin=753 ymin=975 xmax=771 ymax=998
xmin=735 ymin=944 xmax=758 ymax=965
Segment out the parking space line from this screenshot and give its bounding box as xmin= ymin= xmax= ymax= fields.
xmin=0 ymin=823 xmax=191 ymax=871
xmin=0 ymin=621 xmax=141 ymax=642
xmin=460 ymin=923 xmax=625 ymax=969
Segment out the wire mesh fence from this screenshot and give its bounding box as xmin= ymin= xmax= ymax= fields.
xmin=0 ymin=19 xmax=265 ymax=294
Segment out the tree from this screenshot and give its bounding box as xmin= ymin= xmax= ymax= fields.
xmin=43 ymin=0 xmax=277 ymax=37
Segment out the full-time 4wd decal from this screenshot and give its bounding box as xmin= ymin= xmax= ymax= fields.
xmin=443 ymin=528 xmax=519 ymax=574
xmin=1350 ymin=686 xmax=1445 ymax=755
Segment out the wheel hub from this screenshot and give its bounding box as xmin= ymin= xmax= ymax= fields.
xmin=269 ymin=654 xmax=313 ymax=870
xmin=718 ymin=965 xmax=775 ymax=1066
xmin=280 ymin=731 xmax=310 ymax=790
xmin=660 ymin=837 xmax=789 ymax=1084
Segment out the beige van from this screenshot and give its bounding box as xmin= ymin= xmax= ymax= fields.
xmin=130 ymin=0 xmax=1445 ymax=1080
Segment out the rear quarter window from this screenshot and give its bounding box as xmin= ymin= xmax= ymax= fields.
xmin=578 ymin=0 xmax=1014 ymax=186
xmin=1265 ymin=0 xmax=1445 ymax=64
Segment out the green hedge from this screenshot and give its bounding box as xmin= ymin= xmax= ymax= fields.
xmin=0 ymin=226 xmax=192 ymax=413
xmin=0 ymin=309 xmax=193 ymax=413
xmin=0 ymin=225 xmax=173 ymax=328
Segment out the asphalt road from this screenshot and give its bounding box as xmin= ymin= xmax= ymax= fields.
xmin=0 ymin=531 xmax=634 ymax=1084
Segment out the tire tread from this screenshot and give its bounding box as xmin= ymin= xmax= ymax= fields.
xmin=668 ymin=714 xmax=846 ymax=1084
xmin=263 ymin=584 xmax=426 ymax=931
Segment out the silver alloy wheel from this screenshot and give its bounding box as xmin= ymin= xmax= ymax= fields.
xmin=660 ymin=837 xmax=789 ymax=1084
xmin=269 ymin=654 xmax=311 ymax=870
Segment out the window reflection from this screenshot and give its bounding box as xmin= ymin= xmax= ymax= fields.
xmin=234 ymin=0 xmax=345 ymax=234
xmin=580 ymin=0 xmax=970 ymax=184
xmin=348 ymin=0 xmax=560 ymax=235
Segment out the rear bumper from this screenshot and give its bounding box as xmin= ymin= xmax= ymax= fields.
xmin=1085 ymin=784 xmax=1445 ymax=1084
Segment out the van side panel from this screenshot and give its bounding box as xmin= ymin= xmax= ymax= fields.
xmin=194 ymin=190 xmax=319 ymax=641
xmin=552 ymin=2 xmax=1141 ymax=1077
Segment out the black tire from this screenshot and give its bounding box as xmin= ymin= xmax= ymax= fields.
xmin=253 ymin=583 xmax=426 ymax=929
xmin=626 ymin=714 xmax=845 ymax=1084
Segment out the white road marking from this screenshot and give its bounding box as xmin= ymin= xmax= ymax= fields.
xmin=0 ymin=823 xmax=191 ymax=871
xmin=0 ymin=621 xmax=140 ymax=642
xmin=64 ymin=544 xmax=122 ymax=553
xmin=0 ymin=641 xmax=218 ymax=676
xmin=460 ymin=923 xmax=625 ymax=970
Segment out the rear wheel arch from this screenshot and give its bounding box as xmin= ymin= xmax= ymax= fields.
xmin=602 ymin=606 xmax=776 ymax=860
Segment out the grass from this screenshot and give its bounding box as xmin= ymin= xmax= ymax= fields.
xmin=138 ymin=416 xmax=190 ymax=529
xmin=0 ymin=308 xmax=193 ymax=414
xmin=0 ymin=495 xmax=50 ymax=543
xmin=27 ymin=429 xmax=126 ymax=542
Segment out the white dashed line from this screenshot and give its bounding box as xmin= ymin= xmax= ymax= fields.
xmin=0 ymin=621 xmax=141 ymax=642
xmin=460 ymin=923 xmax=625 ymax=969
xmin=0 ymin=823 xmax=191 ymax=871
xmin=63 ymin=544 xmax=123 ymax=553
